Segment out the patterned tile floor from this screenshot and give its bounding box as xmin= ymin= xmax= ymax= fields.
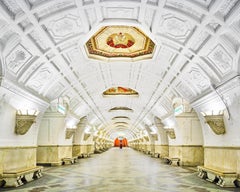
xmin=1 ymin=148 xmax=239 ymax=192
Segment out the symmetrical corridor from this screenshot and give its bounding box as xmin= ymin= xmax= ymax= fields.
xmin=2 ymin=148 xmax=237 ymax=192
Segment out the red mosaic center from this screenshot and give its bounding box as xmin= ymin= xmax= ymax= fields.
xmin=107 ymin=32 xmax=135 ymax=48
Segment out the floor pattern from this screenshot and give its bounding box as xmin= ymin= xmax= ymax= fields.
xmin=1 ymin=148 xmax=239 ymax=192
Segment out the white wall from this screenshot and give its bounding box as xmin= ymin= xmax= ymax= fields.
xmin=192 ymin=76 xmax=240 ymax=147
xmin=0 ymin=87 xmax=48 ymax=146
xmin=38 ymin=112 xmax=73 ymax=145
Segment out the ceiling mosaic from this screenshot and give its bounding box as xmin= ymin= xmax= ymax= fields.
xmin=103 ymin=87 xmax=138 ymax=96
xmin=85 ymin=26 xmax=155 ymax=61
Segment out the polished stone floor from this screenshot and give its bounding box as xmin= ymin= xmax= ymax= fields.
xmin=2 ymin=148 xmax=239 ymax=192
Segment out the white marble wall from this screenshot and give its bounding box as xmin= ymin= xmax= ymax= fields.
xmin=0 ymin=99 xmax=39 ymax=147
xmin=37 ymin=110 xmax=76 ymax=165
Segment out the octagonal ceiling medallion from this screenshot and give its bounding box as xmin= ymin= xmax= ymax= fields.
xmin=85 ymin=26 xmax=155 ymax=61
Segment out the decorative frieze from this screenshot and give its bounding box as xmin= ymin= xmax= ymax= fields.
xmin=15 ymin=114 xmax=36 ymax=135
xmin=6 ymin=44 xmax=32 ymax=75
xmin=83 ymin=133 xmax=90 ymax=141
xmin=158 ymin=14 xmax=193 ymax=44
xmin=65 ymin=128 xmax=76 ymax=139
xmin=204 ymin=114 xmax=225 ymax=135
xmin=207 ymin=44 xmax=233 ymax=76
xmin=166 ymin=129 xmax=176 ymax=139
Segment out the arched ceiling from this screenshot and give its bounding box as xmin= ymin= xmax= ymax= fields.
xmin=0 ymin=0 xmax=239 ymax=141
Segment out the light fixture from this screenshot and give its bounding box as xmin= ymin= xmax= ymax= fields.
xmin=201 ymin=110 xmax=225 ymax=135
xmin=57 ymin=104 xmax=66 ymax=115
xmin=174 ymin=104 xmax=184 ymax=116
xmin=65 ymin=128 xmax=76 ymax=139
xmin=15 ymin=109 xmax=39 ymax=135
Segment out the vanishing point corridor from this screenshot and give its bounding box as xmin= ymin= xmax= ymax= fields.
xmin=2 ymin=148 xmax=237 ymax=192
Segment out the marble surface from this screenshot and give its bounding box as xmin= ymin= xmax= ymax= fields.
xmin=204 ymin=147 xmax=239 ymax=171
xmin=1 ymin=148 xmax=237 ymax=192
xmin=37 ymin=146 xmax=73 ymax=164
xmin=169 ymin=146 xmax=204 ymax=166
xmin=154 ymin=145 xmax=169 ymax=157
xmin=0 ymin=147 xmax=36 ymax=171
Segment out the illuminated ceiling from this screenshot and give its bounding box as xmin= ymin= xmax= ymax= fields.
xmin=0 ymin=0 xmax=239 ymax=141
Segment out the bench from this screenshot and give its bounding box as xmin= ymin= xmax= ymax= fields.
xmin=62 ymin=157 xmax=78 ymax=165
xmin=2 ymin=166 xmax=43 ymax=187
xmin=162 ymin=157 xmax=180 ymax=166
xmin=197 ymin=166 xmax=238 ymax=187
xmin=151 ymin=153 xmax=160 ymax=158
xmin=79 ymin=153 xmax=90 ymax=158
xmin=171 ymin=158 xmax=180 ymax=166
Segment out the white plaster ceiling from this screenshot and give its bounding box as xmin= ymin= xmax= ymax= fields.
xmin=0 ymin=0 xmax=240 ymax=140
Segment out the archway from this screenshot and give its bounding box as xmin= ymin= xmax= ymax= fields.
xmin=114 ymin=138 xmax=128 ymax=147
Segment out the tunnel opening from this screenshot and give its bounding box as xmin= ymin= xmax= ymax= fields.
xmin=114 ymin=137 xmax=128 ymax=148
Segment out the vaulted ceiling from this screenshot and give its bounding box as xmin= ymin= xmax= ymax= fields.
xmin=0 ymin=0 xmax=239 ymax=140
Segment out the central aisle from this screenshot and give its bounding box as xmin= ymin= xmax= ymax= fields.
xmin=3 ymin=148 xmax=235 ymax=192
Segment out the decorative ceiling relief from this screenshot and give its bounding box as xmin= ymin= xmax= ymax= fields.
xmin=6 ymin=44 xmax=33 ymax=75
xmin=207 ymin=44 xmax=233 ymax=76
xmin=85 ymin=8 xmax=97 ymax=27
xmin=165 ymin=0 xmax=203 ymax=22
xmin=82 ymin=0 xmax=94 ymax=6
xmin=29 ymin=31 xmax=50 ymax=53
xmin=102 ymin=7 xmax=139 ymax=19
xmin=215 ymin=0 xmax=238 ymax=20
xmin=26 ymin=65 xmax=56 ymax=93
xmin=144 ymin=8 xmax=156 ymax=28
xmin=34 ymin=0 xmax=76 ymax=20
xmin=1 ymin=0 xmax=239 ymax=142
xmin=18 ymin=18 xmax=33 ymax=31
xmin=103 ymin=87 xmax=138 ymax=96
xmin=189 ymin=31 xmax=210 ymax=53
xmin=25 ymin=0 xmax=49 ymax=8
xmin=147 ymin=0 xmax=159 ymax=6
xmin=85 ymin=26 xmax=155 ymax=61
xmin=46 ymin=14 xmax=83 ymax=43
xmin=1 ymin=0 xmax=24 ymax=19
xmin=175 ymin=82 xmax=195 ymax=101
xmin=45 ymin=82 xmax=65 ymax=100
xmin=158 ymin=14 xmax=193 ymax=44
xmin=206 ymin=21 xmax=221 ymax=32
xmin=188 ymin=67 xmax=211 ymax=92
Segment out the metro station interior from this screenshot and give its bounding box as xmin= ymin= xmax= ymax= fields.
xmin=0 ymin=0 xmax=240 ymax=191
